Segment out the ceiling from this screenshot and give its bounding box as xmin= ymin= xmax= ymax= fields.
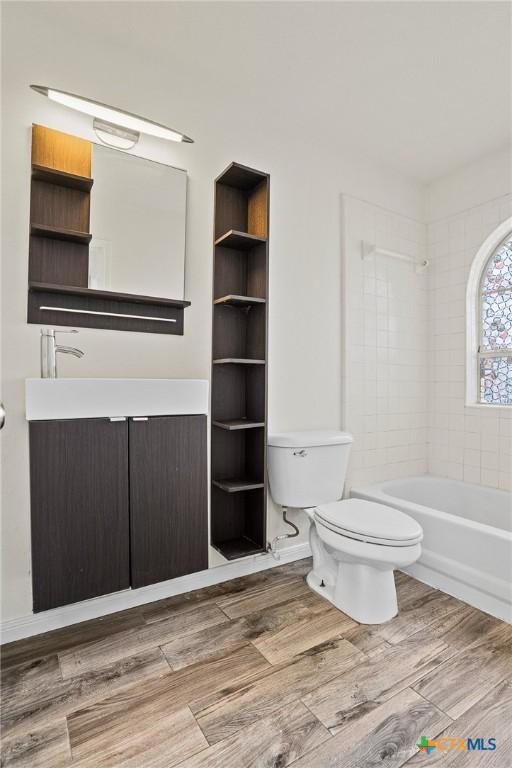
xmin=7 ymin=1 xmax=512 ymax=184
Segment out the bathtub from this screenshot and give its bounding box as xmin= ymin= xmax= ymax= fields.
xmin=350 ymin=475 xmax=512 ymax=623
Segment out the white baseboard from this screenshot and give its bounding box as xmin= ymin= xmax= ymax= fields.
xmin=0 ymin=542 xmax=311 ymax=645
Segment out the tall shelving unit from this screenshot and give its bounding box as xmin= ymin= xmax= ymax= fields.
xmin=211 ymin=162 xmax=269 ymax=560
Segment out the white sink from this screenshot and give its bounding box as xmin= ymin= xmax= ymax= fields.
xmin=25 ymin=378 xmax=209 ymax=421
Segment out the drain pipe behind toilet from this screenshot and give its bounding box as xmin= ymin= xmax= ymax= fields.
xmin=267 ymin=507 xmax=300 ymax=559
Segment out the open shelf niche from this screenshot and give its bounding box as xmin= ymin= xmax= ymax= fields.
xmin=210 ymin=162 xmax=269 ymax=560
xmin=28 ymin=125 xmax=93 ymax=291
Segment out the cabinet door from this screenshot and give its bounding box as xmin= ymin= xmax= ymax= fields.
xmin=29 ymin=418 xmax=130 ymax=612
xmin=129 ymin=415 xmax=208 ymax=588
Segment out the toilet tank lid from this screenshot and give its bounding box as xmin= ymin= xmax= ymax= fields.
xmin=268 ymin=430 xmax=353 ymax=448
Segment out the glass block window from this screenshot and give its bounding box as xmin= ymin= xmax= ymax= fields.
xmin=479 ymin=235 xmax=512 ymax=404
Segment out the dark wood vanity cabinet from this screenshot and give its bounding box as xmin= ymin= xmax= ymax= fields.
xmin=29 ymin=415 xmax=208 ymax=611
xmin=29 ymin=418 xmax=130 ymax=612
xmin=129 ymin=416 xmax=208 ymax=588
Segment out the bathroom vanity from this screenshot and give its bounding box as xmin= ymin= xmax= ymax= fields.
xmin=26 ymin=379 xmax=208 ymax=612
xmin=22 ymin=123 xmax=208 ymax=613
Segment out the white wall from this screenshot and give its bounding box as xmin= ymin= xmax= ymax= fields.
xmin=0 ymin=3 xmax=424 ymax=622
xmin=425 ymin=147 xmax=512 ymax=222
xmin=426 ymin=153 xmax=512 ymax=490
xmin=342 ymin=196 xmax=429 ymax=490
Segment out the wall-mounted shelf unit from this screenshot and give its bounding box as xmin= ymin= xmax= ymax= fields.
xmin=210 ymin=162 xmax=269 ymax=561
xmin=27 ymin=124 xmax=189 ymax=335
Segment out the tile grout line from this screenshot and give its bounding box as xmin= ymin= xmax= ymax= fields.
xmin=300 ymin=696 xmax=335 ymax=737
xmin=157 ymin=643 xmax=174 ymax=672
xmin=412 ymin=686 xmax=455 ymax=723
xmin=400 ymin=690 xmax=457 ymax=768
xmin=182 ymin=704 xmax=212 ymax=764
xmin=214 ymin=602 xmax=239 ymax=621
xmin=64 ymin=716 xmax=74 ymax=763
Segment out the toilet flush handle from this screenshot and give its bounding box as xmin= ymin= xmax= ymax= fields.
xmin=293 ymin=449 xmax=308 ymax=457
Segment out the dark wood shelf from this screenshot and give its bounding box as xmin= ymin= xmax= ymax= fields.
xmin=31 ymin=223 xmax=92 ymax=245
xmin=213 ymin=358 xmax=265 ymax=365
xmin=214 ymin=230 xmax=267 ymax=251
xmin=212 ymin=479 xmax=265 ymax=493
xmin=32 ymin=164 xmax=94 ymax=192
xmin=215 ymin=162 xmax=268 ymax=191
xmin=214 ymin=294 xmax=266 ymax=307
xmin=212 ymin=419 xmax=265 ymax=431
xmin=28 ymin=281 xmax=191 ymax=309
xmin=212 ymin=537 xmax=266 ymax=561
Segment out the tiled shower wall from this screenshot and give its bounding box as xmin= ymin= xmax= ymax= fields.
xmin=427 ymin=193 xmax=512 ymax=490
xmin=341 ymin=195 xmax=429 ymax=489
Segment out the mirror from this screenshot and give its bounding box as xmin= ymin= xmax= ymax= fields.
xmin=28 ymin=124 xmax=190 ymax=336
xmin=89 ymin=145 xmax=187 ymax=300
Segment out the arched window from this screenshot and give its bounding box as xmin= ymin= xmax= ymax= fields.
xmin=467 ymin=218 xmax=512 ymax=406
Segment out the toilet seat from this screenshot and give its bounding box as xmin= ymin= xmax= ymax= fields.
xmin=314 ymin=498 xmax=423 ymax=547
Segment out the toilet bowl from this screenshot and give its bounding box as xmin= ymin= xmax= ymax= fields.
xmin=305 ymin=499 xmax=422 ymax=624
xmin=267 ymin=430 xmax=423 ymax=625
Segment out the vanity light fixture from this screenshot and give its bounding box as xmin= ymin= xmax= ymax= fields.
xmin=30 ymin=85 xmax=194 ymax=149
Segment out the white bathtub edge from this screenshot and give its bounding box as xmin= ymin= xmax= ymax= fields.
xmin=350 ymin=477 xmax=512 ymax=625
xmin=404 ymin=558 xmax=512 ymax=624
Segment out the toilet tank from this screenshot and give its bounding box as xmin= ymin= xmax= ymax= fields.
xmin=267 ymin=430 xmax=353 ymax=508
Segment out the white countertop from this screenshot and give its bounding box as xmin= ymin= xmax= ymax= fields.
xmin=25 ymin=378 xmax=209 ymax=421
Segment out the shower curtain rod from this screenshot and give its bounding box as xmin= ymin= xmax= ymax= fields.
xmin=361 ymin=241 xmax=429 ymax=272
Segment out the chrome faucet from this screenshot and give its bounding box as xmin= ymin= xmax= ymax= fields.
xmin=40 ymin=329 xmax=85 ymax=379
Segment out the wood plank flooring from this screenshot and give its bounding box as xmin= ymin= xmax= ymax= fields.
xmin=1 ymin=558 xmax=511 ymax=767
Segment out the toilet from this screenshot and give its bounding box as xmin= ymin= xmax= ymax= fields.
xmin=267 ymin=430 xmax=423 ymax=624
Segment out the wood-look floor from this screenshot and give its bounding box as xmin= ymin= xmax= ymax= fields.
xmin=1 ymin=559 xmax=511 ymax=767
